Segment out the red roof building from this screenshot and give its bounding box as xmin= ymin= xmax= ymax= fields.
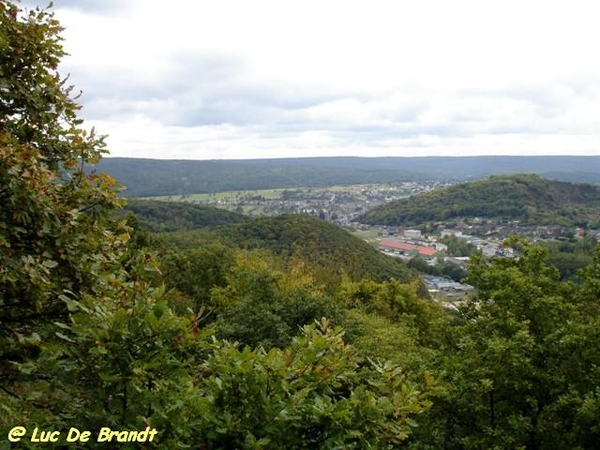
xmin=378 ymin=239 xmax=437 ymax=257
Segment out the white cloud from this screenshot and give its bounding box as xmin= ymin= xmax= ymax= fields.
xmin=20 ymin=0 xmax=600 ymax=159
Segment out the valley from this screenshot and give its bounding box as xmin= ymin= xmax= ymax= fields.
xmin=140 ymin=181 xmax=449 ymax=225
xmin=6 ymin=2 xmax=600 ymax=447
xmin=128 ymin=173 xmax=600 ymax=305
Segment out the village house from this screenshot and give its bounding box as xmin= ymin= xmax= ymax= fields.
xmin=403 ymin=229 xmax=422 ymax=240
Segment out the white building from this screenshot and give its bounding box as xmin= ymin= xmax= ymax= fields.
xmin=404 ymin=229 xmax=422 ymax=239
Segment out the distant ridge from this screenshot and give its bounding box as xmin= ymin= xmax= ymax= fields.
xmin=97 ymin=155 xmax=600 ymax=197
xmin=357 ymin=174 xmax=600 ymax=228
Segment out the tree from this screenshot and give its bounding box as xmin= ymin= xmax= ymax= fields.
xmin=1 ymin=5 xmax=432 ymax=446
xmin=1 ymin=0 xmax=129 ymax=424
xmin=419 ymin=240 xmax=600 ymax=449
xmin=190 ymin=319 xmax=433 ymax=449
xmin=0 ymin=4 xmax=200 ymax=439
xmin=211 ymin=251 xmax=343 ymax=349
xmin=160 ymin=243 xmax=235 ymax=312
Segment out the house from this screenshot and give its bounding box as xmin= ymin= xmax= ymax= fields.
xmin=423 ymin=275 xmax=474 ymax=296
xmin=404 ymin=229 xmax=422 ymax=240
xmin=441 ymin=229 xmax=463 ymax=238
xmin=444 ymin=256 xmax=469 ymax=269
xmin=434 ymin=242 xmax=448 ymax=253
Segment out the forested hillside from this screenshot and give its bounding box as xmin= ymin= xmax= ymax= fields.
xmin=124 ymin=200 xmax=416 ymax=287
xmin=359 ymin=173 xmax=600 ymax=227
xmin=99 ymin=157 xmax=427 ymax=197
xmin=123 ymin=199 xmax=247 ymax=231
xmin=213 ymin=214 xmax=416 ymax=284
xmin=3 ymin=3 xmax=600 ymax=449
xmin=98 ymin=156 xmax=600 ymax=197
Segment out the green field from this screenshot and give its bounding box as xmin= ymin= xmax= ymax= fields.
xmin=139 ymin=184 xmax=417 ymax=219
xmin=351 ymin=228 xmax=382 ymax=244
xmin=144 ymin=188 xmax=285 ymax=203
xmin=142 ymin=184 xmax=412 ymax=204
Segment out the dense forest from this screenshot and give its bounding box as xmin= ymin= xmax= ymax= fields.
xmin=99 ymin=157 xmax=429 ymax=197
xmin=358 ymin=174 xmax=600 ymax=227
xmin=2 ymin=2 xmax=600 ymax=449
xmin=98 ymin=156 xmax=600 ymax=198
xmin=210 ymin=214 xmax=416 ymax=284
xmin=124 ymin=199 xmax=247 ymax=231
xmin=124 ymin=200 xmax=416 ymax=288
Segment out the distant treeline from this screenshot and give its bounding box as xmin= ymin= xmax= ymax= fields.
xmin=97 ymin=155 xmax=600 ymax=197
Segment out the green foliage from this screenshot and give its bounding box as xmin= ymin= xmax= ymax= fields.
xmin=123 ymin=199 xmax=246 ymax=232
xmin=214 ymin=214 xmax=416 ymax=287
xmin=541 ymin=235 xmax=597 ymax=281
xmin=138 ymin=211 xmax=417 ymax=293
xmin=407 ymin=256 xmax=430 ymax=274
xmin=159 ymin=243 xmax=235 ymax=313
xmin=0 ymin=0 xmax=126 ymax=426
xmin=41 ymin=289 xmax=204 ymax=443
xmin=359 ymin=174 xmax=600 ymax=227
xmin=0 ymin=0 xmax=93 ymax=165
xmin=190 ymin=319 xmax=432 ymax=449
xmin=416 ymin=241 xmax=600 ymax=449
xmin=0 ymin=3 xmax=433 ymax=447
xmin=211 ymin=252 xmax=344 ymax=349
xmin=336 ymin=278 xmax=446 ymax=349
xmin=439 ymin=235 xmax=479 ymax=257
xmin=343 ymin=310 xmax=441 ymax=383
xmin=407 ymin=257 xmax=467 ymax=282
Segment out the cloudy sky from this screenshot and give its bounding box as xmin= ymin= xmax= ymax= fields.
xmin=21 ymin=0 xmax=600 ymax=159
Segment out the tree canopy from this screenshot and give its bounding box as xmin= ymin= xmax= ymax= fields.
xmin=3 ymin=2 xmax=600 ymax=448
xmin=358 ymin=174 xmax=600 ymax=227
xmin=0 ymin=2 xmax=431 ymax=446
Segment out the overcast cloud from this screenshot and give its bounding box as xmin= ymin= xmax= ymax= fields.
xmin=21 ymin=0 xmax=600 ymax=159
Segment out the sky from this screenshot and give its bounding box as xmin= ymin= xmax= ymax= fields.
xmin=20 ymin=0 xmax=600 ymax=160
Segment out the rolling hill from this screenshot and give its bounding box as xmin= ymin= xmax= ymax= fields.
xmin=97 ymin=156 xmax=600 ymax=197
xmin=123 ymin=200 xmax=416 ymax=284
xmin=123 ymin=199 xmax=247 ymax=232
xmin=358 ymin=174 xmax=600 ymax=228
xmin=213 ymin=214 xmax=416 ymax=284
